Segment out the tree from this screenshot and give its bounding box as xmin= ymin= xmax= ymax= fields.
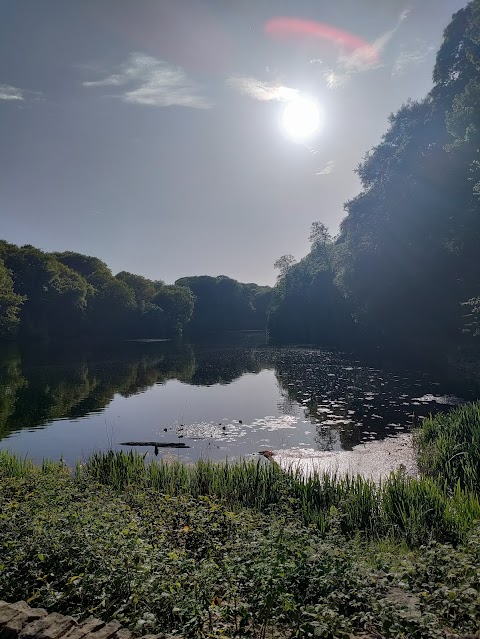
xmin=87 ymin=270 xmax=136 ymax=336
xmin=175 ymin=276 xmax=272 ymax=333
xmin=54 ymin=252 xmax=111 ymax=279
xmin=334 ymin=0 xmax=480 ymax=345
xmin=153 ymin=285 xmax=194 ymax=334
xmin=274 ymin=255 xmax=296 ymax=279
xmin=0 ymin=242 xmax=199 ymax=340
xmin=432 ymin=1 xmax=480 ymax=105
xmin=309 ymin=222 xmax=332 ymax=247
xmin=269 ymin=0 xmax=480 ymax=349
xmin=0 ymin=259 xmax=25 ymax=339
xmin=268 ymin=227 xmax=353 ymax=345
xmin=309 ymin=222 xmax=333 ymax=272
xmin=115 ymin=272 xmax=158 ymax=308
xmin=56 ymin=253 xmax=139 ymax=337
xmin=0 ymin=243 xmax=91 ymax=339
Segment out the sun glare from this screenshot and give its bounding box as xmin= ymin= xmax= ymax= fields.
xmin=281 ymin=96 xmax=322 ymax=141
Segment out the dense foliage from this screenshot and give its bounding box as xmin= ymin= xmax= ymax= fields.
xmin=269 ymin=225 xmax=354 ymax=346
xmin=0 ymin=449 xmax=479 ymax=638
xmin=0 ymin=259 xmax=25 ymax=338
xmin=269 ymin=0 xmax=480 ymax=350
xmin=83 ymin=451 xmax=480 ymax=546
xmin=415 ymin=401 xmax=480 ymax=494
xmin=0 ymin=241 xmax=195 ymax=340
xmin=175 ymin=275 xmax=272 ymax=334
xmin=0 ymin=243 xmax=273 ymax=341
xmin=1 ymin=399 xmax=480 ymax=636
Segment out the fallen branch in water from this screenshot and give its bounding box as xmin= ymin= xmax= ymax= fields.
xmin=119 ymin=441 xmax=190 ymax=448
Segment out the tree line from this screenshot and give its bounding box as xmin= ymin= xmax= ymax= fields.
xmin=0 ymin=241 xmax=272 ymax=341
xmin=269 ymin=0 xmax=480 ymax=352
xmin=0 ymin=241 xmax=195 ymax=340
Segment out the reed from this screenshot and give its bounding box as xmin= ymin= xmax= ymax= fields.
xmin=414 ymin=401 xmax=480 ymax=493
xmin=80 ymin=449 xmax=480 ymax=544
xmin=0 ymin=450 xmax=35 ymax=477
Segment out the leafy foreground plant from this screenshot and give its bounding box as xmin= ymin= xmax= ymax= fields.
xmin=415 ymin=401 xmax=480 ymax=494
xmin=1 ymin=452 xmax=480 ymax=638
xmin=83 ymin=450 xmax=480 ymax=546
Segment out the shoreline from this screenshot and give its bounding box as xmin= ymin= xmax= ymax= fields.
xmin=270 ymin=433 xmax=418 ymax=482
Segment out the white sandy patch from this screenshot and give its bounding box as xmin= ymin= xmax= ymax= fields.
xmin=272 ymin=434 xmax=417 ymax=482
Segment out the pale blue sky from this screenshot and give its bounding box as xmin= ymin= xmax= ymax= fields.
xmin=0 ymin=0 xmax=467 ymax=284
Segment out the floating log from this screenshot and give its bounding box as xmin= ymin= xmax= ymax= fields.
xmin=119 ymin=441 xmax=190 ymax=448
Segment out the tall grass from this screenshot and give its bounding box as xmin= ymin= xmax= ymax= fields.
xmin=0 ymin=450 xmax=68 ymax=478
xmin=0 ymin=450 xmax=35 ymax=477
xmin=82 ymin=450 xmax=288 ymax=510
xmin=414 ymin=401 xmax=480 ymax=493
xmin=2 ymin=406 xmax=479 ymax=547
xmin=80 ymin=449 xmax=480 ymax=545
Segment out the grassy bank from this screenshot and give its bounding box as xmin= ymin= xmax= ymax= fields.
xmin=82 ymin=450 xmax=480 ymax=546
xmin=1 ymin=447 xmax=480 ymax=638
xmin=415 ymin=401 xmax=480 ymax=494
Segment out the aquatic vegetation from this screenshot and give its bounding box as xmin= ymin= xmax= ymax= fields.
xmin=414 ymin=401 xmax=480 ymax=493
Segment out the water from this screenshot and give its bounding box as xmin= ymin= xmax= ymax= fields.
xmin=1 ymin=334 xmax=479 ymax=466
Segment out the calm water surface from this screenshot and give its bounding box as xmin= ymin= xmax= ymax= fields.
xmin=1 ymin=334 xmax=479 ymax=466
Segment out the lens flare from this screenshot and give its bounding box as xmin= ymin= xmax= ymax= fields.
xmin=265 ymin=17 xmax=378 ymax=67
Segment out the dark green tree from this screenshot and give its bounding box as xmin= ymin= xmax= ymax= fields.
xmin=175 ymin=276 xmax=272 ymax=334
xmin=54 ymin=252 xmax=111 ymax=279
xmin=268 ymin=230 xmax=353 ymax=345
xmin=273 ymin=255 xmax=296 ymax=280
xmin=269 ymin=1 xmax=480 ymax=349
xmin=0 ymin=259 xmax=25 ymax=339
xmin=115 ymin=272 xmax=160 ymax=308
xmin=0 ymin=243 xmax=90 ymax=339
xmin=89 ymin=270 xmax=136 ymax=334
xmin=0 ymin=244 xmax=191 ymax=341
xmin=334 ymin=0 xmax=480 ymax=347
xmin=152 ymin=285 xmax=194 ymax=334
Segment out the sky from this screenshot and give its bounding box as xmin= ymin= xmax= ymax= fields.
xmin=0 ymin=0 xmax=469 ymax=285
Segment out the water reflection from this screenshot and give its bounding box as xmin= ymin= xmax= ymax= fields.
xmin=0 ymin=341 xmax=196 ymax=439
xmin=0 ymin=337 xmax=479 ymax=463
xmin=274 ymin=348 xmax=480 ymax=450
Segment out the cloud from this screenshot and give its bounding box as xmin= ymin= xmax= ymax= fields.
xmin=84 ymin=53 xmax=212 ymax=109
xmin=337 ymin=7 xmax=411 ymax=75
xmin=392 ymin=41 xmax=436 ymax=76
xmin=315 ymin=160 xmax=335 ymax=176
xmin=227 ymin=76 xmax=299 ymax=102
xmin=323 ymin=70 xmax=349 ymax=89
xmin=0 ymin=83 xmax=24 ymax=101
xmin=371 ymin=8 xmax=410 ymax=56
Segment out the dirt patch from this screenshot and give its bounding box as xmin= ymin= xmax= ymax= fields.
xmin=385 ymin=587 xmax=421 ymax=617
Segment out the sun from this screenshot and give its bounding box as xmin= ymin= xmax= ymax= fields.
xmin=281 ymin=96 xmax=322 ymax=141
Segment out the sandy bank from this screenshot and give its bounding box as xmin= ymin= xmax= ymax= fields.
xmin=271 ymin=433 xmax=417 ymax=482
